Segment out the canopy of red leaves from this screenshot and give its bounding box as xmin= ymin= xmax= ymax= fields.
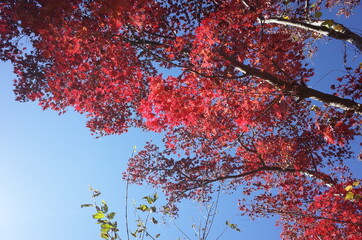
xmin=1 ymin=0 xmax=361 ymax=238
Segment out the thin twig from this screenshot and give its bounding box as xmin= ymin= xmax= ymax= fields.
xmin=173 ymin=222 xmax=192 ymax=240
xmin=204 ymin=185 xmax=222 ymax=240
xmin=125 ymin=148 xmax=136 ymax=240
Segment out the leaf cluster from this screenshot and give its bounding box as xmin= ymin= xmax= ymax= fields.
xmin=83 ymin=187 xmax=120 ymax=240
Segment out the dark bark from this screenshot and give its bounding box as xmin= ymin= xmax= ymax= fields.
xmin=220 ymin=52 xmax=362 ymax=114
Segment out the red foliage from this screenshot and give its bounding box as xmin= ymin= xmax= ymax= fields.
xmin=1 ymin=0 xmax=361 ymax=238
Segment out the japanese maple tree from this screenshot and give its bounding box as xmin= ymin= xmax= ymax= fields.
xmin=1 ymin=0 xmax=361 ymax=239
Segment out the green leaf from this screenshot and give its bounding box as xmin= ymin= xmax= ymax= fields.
xmin=322 ymin=19 xmax=334 ymax=28
xmin=81 ymin=204 xmax=93 ymax=208
xmin=101 ymin=223 xmax=114 ymax=230
xmin=137 ymin=205 xmax=149 ymax=212
xmin=151 ymin=217 xmax=158 ymax=224
xmin=150 ymin=206 xmax=157 ymax=213
xmin=92 ymin=190 xmax=101 ymax=198
xmin=100 ymin=233 xmax=109 ymax=239
xmin=163 ymin=207 xmax=170 ymax=215
xmin=93 ymin=212 xmax=105 ymax=219
xmin=226 ymin=221 xmax=241 ymax=232
xmin=142 ymin=194 xmax=158 ymax=204
xmin=143 ymin=196 xmax=154 ymax=204
xmin=137 ymin=220 xmax=144 ymax=227
xmin=153 ymin=193 xmax=158 ymax=202
xmin=101 ymin=204 xmax=108 ymax=213
xmin=332 ymin=24 xmax=344 ymax=32
xmin=345 ymin=192 xmax=354 ymax=200
xmin=131 ymin=231 xmax=138 ymax=237
xmin=107 ymin=212 xmax=116 ymax=220
xmin=314 ymin=12 xmax=322 ymax=18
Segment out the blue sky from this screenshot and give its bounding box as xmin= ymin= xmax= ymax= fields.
xmin=1 ymin=6 xmax=361 ymax=240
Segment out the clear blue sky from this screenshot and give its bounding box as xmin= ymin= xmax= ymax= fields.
xmin=1 ymin=7 xmax=361 ymax=240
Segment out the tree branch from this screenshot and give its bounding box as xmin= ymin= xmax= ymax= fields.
xmin=261 ymin=17 xmax=362 ymax=51
xmin=271 ymin=209 xmax=362 ymax=227
xmin=205 ymin=165 xmax=336 ymax=186
xmin=220 ymin=52 xmax=362 ymax=114
xmin=136 ymin=44 xmax=248 ymax=80
xmin=169 ymin=164 xmax=335 ymax=204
